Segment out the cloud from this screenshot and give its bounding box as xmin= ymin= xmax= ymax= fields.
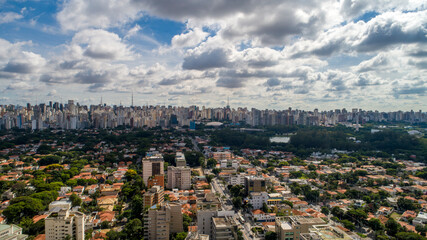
xmin=286 ymin=11 xmax=427 ymax=57
xmin=182 ymin=48 xmax=230 ymax=70
xmin=5 ymin=81 xmax=38 ymax=91
xmin=216 ymin=77 xmax=244 ymax=88
xmin=71 ymin=29 xmax=134 ymax=60
xmin=57 ymin=0 xmax=142 ymax=31
xmin=393 ymin=86 xmax=427 ymax=98
xmin=355 ymin=53 xmax=389 ymax=72
xmin=2 ymin=51 xmax=46 ymax=74
xmin=0 ymin=12 xmax=23 ymax=24
xmin=171 ymin=28 xmax=209 ymax=48
xmin=264 ymin=78 xmax=281 ymax=87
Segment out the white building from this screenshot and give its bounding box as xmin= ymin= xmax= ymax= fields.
xmin=45 ymin=209 xmax=85 ymax=240
xmin=219 ymin=159 xmax=240 ymax=169
xmin=0 ymin=224 xmax=27 ymax=239
xmin=248 ymin=192 xmax=269 ymax=209
xmin=414 ymin=212 xmax=427 ymax=226
xmin=229 ymin=173 xmax=245 ymax=186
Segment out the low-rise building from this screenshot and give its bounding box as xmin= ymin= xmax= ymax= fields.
xmin=0 ymin=224 xmax=27 ymax=240
xmin=276 ymin=216 xmax=326 ymax=240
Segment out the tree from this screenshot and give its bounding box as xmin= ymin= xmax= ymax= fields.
xmin=265 ymin=231 xmax=277 ymax=240
xmin=3 ymin=197 xmax=44 ymax=223
xmin=262 ymin=203 xmax=269 ymax=213
xmin=122 ymin=219 xmax=143 ymax=240
xmin=125 ymin=169 xmax=138 ymax=181
xmin=174 ymin=232 xmax=188 ymax=240
xmin=341 ymin=219 xmax=355 ymax=231
xmin=308 ymin=164 xmax=317 ymax=171
xmin=386 ymin=218 xmax=401 ymax=237
xmin=206 ymin=158 xmax=217 ymax=169
xmin=232 ymin=197 xmax=243 ymax=209
xmin=290 ymin=171 xmax=303 ymax=179
xmin=106 ymin=230 xmax=122 ymax=240
xmin=37 ymin=144 xmax=54 ymax=154
xmin=212 ymin=168 xmax=221 ymax=175
xmin=69 ymin=193 xmax=82 ymax=207
xmin=282 ymin=200 xmax=293 ymax=208
xmin=229 ymin=185 xmax=245 ymax=198
xmin=395 ymin=232 xmax=426 ymax=240
xmin=101 ymin=221 xmax=110 ymax=229
xmin=130 ymin=195 xmax=144 ymax=219
xmin=368 ymin=218 xmax=385 ymax=231
xmin=416 ymin=224 xmax=427 ymax=236
xmin=331 ymin=206 xmax=344 ymax=219
xmin=398 ymin=197 xmax=419 ymax=211
xmin=321 ymin=206 xmax=330 ymax=215
xmin=183 ymin=214 xmax=192 ymax=232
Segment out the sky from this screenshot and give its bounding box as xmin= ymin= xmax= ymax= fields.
xmin=0 ymin=0 xmax=426 ymax=111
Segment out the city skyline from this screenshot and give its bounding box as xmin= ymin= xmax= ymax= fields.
xmin=0 ymin=1 xmax=426 ymax=111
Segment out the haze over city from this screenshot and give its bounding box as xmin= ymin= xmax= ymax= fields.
xmin=0 ymin=1 xmax=426 ymax=110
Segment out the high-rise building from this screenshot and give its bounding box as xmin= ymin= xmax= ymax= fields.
xmin=212 ymin=217 xmax=238 ymax=240
xmin=143 ymin=203 xmax=183 ymax=240
xmin=143 ymin=186 xmax=164 ymax=208
xmin=244 ymin=176 xmax=267 ymax=194
xmin=142 ymin=154 xmax=164 ymax=185
xmin=45 ymin=209 xmax=85 ymax=240
xmin=167 ymin=166 xmax=191 ymax=190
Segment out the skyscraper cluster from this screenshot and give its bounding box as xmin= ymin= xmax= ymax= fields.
xmin=0 ymin=101 xmax=425 ymax=130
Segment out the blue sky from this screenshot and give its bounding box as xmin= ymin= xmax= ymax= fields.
xmin=0 ymin=0 xmax=426 ymax=111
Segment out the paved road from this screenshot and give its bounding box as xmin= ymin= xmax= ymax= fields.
xmin=213 ymin=178 xmax=260 ymax=240
xmin=190 ymin=137 xmax=201 ymax=152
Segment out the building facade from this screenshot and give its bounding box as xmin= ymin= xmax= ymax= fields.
xmin=45 ymin=209 xmax=85 ymax=240
xmin=167 ymin=166 xmax=191 ymax=190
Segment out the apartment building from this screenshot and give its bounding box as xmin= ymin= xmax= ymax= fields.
xmin=144 ymin=203 xmax=183 ymax=240
xmin=45 ymin=209 xmax=85 ymax=240
xmin=212 ymin=217 xmax=238 ymax=240
xmin=276 ymin=216 xmax=325 ymax=240
xmin=167 ymin=166 xmax=191 ymax=190
xmin=143 ymin=186 xmax=165 ymax=208
xmin=142 ymin=154 xmax=164 ymax=184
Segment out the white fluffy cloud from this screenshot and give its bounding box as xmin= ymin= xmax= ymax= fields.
xmin=1 ymin=0 xmax=425 ymax=110
xmin=71 ymin=29 xmax=135 ymax=61
xmin=0 ymin=12 xmax=23 ymax=24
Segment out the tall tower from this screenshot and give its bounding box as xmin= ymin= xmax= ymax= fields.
xmin=131 ymin=92 xmax=134 ymax=107
xmin=226 ymin=96 xmax=230 ymax=109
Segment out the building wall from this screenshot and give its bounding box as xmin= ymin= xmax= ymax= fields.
xmin=167 ymin=166 xmax=191 ymax=190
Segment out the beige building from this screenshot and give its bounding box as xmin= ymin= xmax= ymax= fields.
xmin=143 ymin=186 xmax=164 ymax=208
xmin=212 ymin=217 xmax=238 ymax=240
xmin=142 ymin=154 xmax=164 ymax=185
xmin=45 ymin=209 xmax=85 ymax=240
xmin=167 ymin=166 xmax=191 ymax=190
xmin=144 ymin=203 xmax=183 ymax=240
xmin=276 ymin=216 xmax=325 ymax=240
xmin=175 ymin=152 xmax=187 ymax=167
